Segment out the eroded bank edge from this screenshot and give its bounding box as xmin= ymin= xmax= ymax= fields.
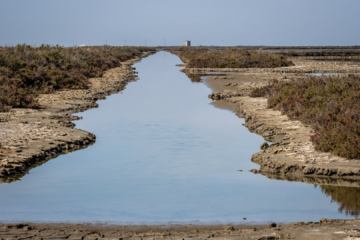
xmin=181 ymin=65 xmax=360 ymax=182
xmin=0 ymin=51 xmax=156 ymax=181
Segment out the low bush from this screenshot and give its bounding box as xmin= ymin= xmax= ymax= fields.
xmin=250 ymin=75 xmax=360 ymax=159
xmin=0 ymin=44 xmax=154 ymax=111
xmin=171 ymin=47 xmax=294 ymax=68
xmin=248 ymin=80 xmax=281 ymax=97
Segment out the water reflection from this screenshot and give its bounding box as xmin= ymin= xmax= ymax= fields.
xmin=319 ymin=185 xmax=360 ymax=217
xmin=184 ymin=73 xmax=205 ymax=82
xmin=250 ymin=170 xmax=360 ymax=219
xmin=0 ymin=142 xmax=94 ymax=184
xmin=0 ymin=51 xmax=358 ymax=223
xmin=184 ymin=73 xmax=232 ymax=83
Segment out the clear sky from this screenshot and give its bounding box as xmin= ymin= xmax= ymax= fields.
xmin=0 ymin=0 xmax=359 ymax=47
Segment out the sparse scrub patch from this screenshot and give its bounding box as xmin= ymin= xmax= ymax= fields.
xmin=171 ymin=47 xmax=294 ymax=68
xmin=250 ymin=75 xmax=360 ymax=159
xmin=0 ymin=44 xmax=154 ymax=111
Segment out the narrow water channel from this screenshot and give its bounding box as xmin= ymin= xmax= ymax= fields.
xmin=0 ymin=52 xmax=358 ymax=224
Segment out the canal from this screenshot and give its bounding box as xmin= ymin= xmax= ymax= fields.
xmin=0 ymin=52 xmax=358 ymax=224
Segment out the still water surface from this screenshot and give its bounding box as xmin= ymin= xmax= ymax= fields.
xmin=0 ymin=52 xmax=359 ymax=224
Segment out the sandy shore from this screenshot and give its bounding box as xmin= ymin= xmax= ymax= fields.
xmin=0 ymin=218 xmax=360 ymax=240
xmin=0 ymin=51 xmax=155 ymax=182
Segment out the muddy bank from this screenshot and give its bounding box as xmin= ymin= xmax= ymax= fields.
xmin=1 ymin=218 xmax=360 ymax=240
xmin=190 ymin=58 xmax=360 ymax=180
xmin=0 ymin=52 xmax=155 ymax=181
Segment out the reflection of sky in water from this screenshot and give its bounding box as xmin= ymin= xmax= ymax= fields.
xmin=0 ymin=52 xmax=357 ymax=224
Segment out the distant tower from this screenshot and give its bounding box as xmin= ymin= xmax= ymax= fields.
xmin=222 ymin=40 xmax=223 ymax=47
xmin=185 ymin=40 xmax=191 ymax=46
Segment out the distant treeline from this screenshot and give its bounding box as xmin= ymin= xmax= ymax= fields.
xmin=0 ymin=44 xmax=155 ymax=112
xmin=170 ymin=47 xmax=294 ymax=68
xmin=250 ymin=74 xmax=360 ymax=159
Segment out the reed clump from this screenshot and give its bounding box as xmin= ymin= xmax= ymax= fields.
xmin=250 ymin=75 xmax=360 ymax=159
xmin=0 ymin=44 xmax=154 ymax=112
xmin=172 ymin=47 xmax=294 ymax=68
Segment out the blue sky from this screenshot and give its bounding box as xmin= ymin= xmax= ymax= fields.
xmin=0 ymin=0 xmax=359 ymax=46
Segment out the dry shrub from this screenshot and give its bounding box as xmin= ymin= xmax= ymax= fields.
xmin=250 ymin=74 xmax=360 ymax=159
xmin=249 ymin=79 xmax=282 ymax=97
xmin=0 ymin=44 xmax=154 ymax=111
xmin=171 ymin=47 xmax=294 ymax=68
xmin=282 ymin=50 xmax=360 ymax=57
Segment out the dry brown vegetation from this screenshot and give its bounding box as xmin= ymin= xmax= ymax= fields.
xmin=250 ymin=75 xmax=360 ymax=159
xmin=0 ymin=44 xmax=155 ymax=112
xmin=280 ymin=50 xmax=360 ymax=57
xmin=170 ymin=47 xmax=294 ymax=68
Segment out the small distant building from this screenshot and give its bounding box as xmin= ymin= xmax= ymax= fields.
xmin=185 ymin=41 xmax=191 ymax=46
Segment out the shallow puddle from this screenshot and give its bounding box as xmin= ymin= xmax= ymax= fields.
xmin=0 ymin=52 xmax=359 ymax=224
